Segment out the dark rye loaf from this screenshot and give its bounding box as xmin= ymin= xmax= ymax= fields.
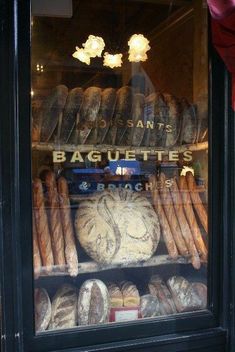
xmin=78 ymin=279 xmax=110 ymax=325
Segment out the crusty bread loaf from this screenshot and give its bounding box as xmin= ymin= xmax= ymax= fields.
xmin=179 ymin=99 xmax=197 ymax=145
xmin=40 ymin=85 xmax=68 ymax=142
xmin=50 ymin=284 xmax=77 ymax=330
xmin=120 ymin=281 xmax=140 ymax=307
xmin=32 ymin=212 xmax=42 ymax=278
xmin=75 ymin=189 xmax=160 ymax=265
xmin=163 ymin=93 xmax=181 ymax=147
xmin=45 ymin=172 xmax=65 ymax=266
xmin=127 ymin=93 xmax=145 ymax=146
xmin=78 ymin=279 xmax=110 ymax=325
xmin=191 ymin=282 xmax=207 ymax=309
xmin=167 ymin=276 xmax=204 ymax=313
xmin=140 ymin=294 xmax=161 ymax=318
xmin=97 ymin=88 xmax=117 ymax=144
xmin=107 ymin=283 xmax=123 ymax=307
xmin=33 ymin=178 xmax=54 ymax=269
xmin=58 ymin=177 xmax=79 ymax=277
xmin=35 ymin=288 xmax=51 ymax=332
xmin=149 ymin=276 xmax=177 ymax=315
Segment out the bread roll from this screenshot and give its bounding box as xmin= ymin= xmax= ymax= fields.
xmin=120 ymin=281 xmax=140 ymax=307
xmin=167 ymin=276 xmax=204 ymax=313
xmin=59 ymin=87 xmax=83 ymax=144
xmin=78 ymin=87 xmax=102 ymax=144
xmin=35 ymin=288 xmax=51 ymax=332
xmin=107 ymin=283 xmax=123 ymax=307
xmin=32 ymin=212 xmax=42 ymax=278
xmin=33 ymin=178 xmax=54 ymax=269
xmin=45 ymin=172 xmax=65 ymax=266
xmin=58 ymin=177 xmax=79 ymax=276
xmin=50 ymin=284 xmax=77 ymax=330
xmin=75 ymin=189 xmax=160 ymax=265
xmin=78 ymin=279 xmax=110 ymax=325
xmin=140 ymin=294 xmax=161 ymax=318
xmin=40 ymin=85 xmax=68 ymax=142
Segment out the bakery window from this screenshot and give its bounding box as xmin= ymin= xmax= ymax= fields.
xmin=31 ymin=0 xmax=208 ymax=333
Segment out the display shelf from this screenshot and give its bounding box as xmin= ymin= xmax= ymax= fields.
xmin=32 ymin=141 xmax=208 ymax=154
xmin=35 ymin=254 xmax=205 ymax=278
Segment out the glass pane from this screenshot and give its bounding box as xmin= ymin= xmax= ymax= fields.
xmin=31 ymin=0 xmax=208 ymax=333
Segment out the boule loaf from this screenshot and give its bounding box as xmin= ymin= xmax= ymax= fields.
xmin=120 ymin=281 xmax=140 ymax=307
xmin=40 ymin=85 xmax=68 ymax=142
xmin=75 ymin=189 xmax=160 ymax=265
xmin=50 ymin=284 xmax=77 ymax=330
xmin=167 ymin=276 xmax=204 ymax=313
xmin=35 ymin=288 xmax=51 ymax=332
xmin=107 ymin=283 xmax=123 ymax=307
xmin=78 ymin=279 xmax=110 ymax=325
xmin=140 ymin=294 xmax=161 ymax=318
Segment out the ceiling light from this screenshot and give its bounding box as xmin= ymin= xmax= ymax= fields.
xmin=72 ymin=47 xmax=91 ymax=65
xmin=83 ymin=35 xmax=105 ymax=58
xmin=103 ymin=52 xmax=123 ymax=69
xmin=128 ymin=34 xmax=150 ymax=62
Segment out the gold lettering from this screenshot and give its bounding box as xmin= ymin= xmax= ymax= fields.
xmin=156 ymin=151 xmax=164 ymax=161
xmin=125 ymin=150 xmax=136 ymax=160
xmin=183 ymin=150 xmax=193 ymax=162
xmin=169 ymin=151 xmax=179 ymax=161
xmin=117 ymin=119 xmax=124 ymax=127
xmin=127 ymin=119 xmax=134 ymax=128
xmin=53 ymin=151 xmax=66 ymax=163
xmin=107 ymin=150 xmax=120 ymax=161
xmin=157 ymin=122 xmax=164 ymax=130
xmin=70 ymin=151 xmax=84 ymax=163
xmin=88 ymin=151 xmax=101 ymax=162
xmin=136 ymin=120 xmax=144 ymax=128
xmin=146 ymin=121 xmax=154 ymax=129
xmin=140 ymin=150 xmax=151 ymax=161
xmin=145 ymin=182 xmax=153 ymax=191
xmin=166 ymin=124 xmax=173 ymax=133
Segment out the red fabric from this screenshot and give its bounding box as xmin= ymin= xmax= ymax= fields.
xmin=207 ymin=1 xmax=235 ymax=110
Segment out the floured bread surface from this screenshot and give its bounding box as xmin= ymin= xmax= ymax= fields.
xmin=75 ymin=189 xmax=160 ymax=264
xmin=78 ymin=279 xmax=110 ymax=325
xmin=35 ymin=288 xmax=51 ymax=332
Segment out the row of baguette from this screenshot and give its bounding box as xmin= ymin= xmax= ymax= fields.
xmin=32 ymin=85 xmax=206 ymax=148
xmin=150 ymin=172 xmax=208 ymax=270
xmin=35 ymin=275 xmax=207 ymax=332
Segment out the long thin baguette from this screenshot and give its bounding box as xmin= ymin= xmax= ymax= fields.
xmin=186 ymin=172 xmax=208 ymax=234
xmin=32 ymin=211 xmax=42 ymax=278
xmin=45 ymin=172 xmax=66 ymax=265
xmin=33 ymin=178 xmax=54 ymax=269
xmin=178 ymin=176 xmax=208 ymax=261
xmin=58 ymin=177 xmax=79 ymax=277
xmin=149 ymin=175 xmax=178 ymax=259
xmin=158 ymin=173 xmax=188 ymax=256
xmin=170 ymin=177 xmax=201 ymax=269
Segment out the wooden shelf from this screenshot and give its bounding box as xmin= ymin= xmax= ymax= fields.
xmin=32 ymin=142 xmax=208 ymax=155
xmin=35 ymin=254 xmax=199 ymax=278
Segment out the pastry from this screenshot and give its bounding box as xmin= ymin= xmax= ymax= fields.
xmin=75 ymin=189 xmax=160 ymax=265
xmin=35 ymin=288 xmax=51 ymax=332
xmin=78 ymin=279 xmax=110 ymax=325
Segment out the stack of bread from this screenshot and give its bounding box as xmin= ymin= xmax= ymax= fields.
xmin=34 ymin=275 xmax=207 ymax=332
xmin=33 ymin=172 xmax=78 ymax=277
xmin=32 ymin=85 xmax=206 ymax=147
xmin=150 ymin=171 xmax=208 ymax=270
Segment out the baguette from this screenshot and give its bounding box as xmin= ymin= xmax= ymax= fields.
xmin=178 ymin=175 xmax=207 ymax=261
xmin=186 ymin=172 xmax=208 ymax=234
xmin=32 ymin=211 xmax=42 ymax=278
xmin=149 ymin=174 xmax=178 ymax=259
xmin=33 ymin=178 xmax=54 ymax=269
xmin=58 ymin=177 xmax=79 ymax=277
xmin=158 ymin=173 xmax=188 ymax=256
xmin=170 ymin=177 xmax=201 ymax=269
xmin=45 ymin=172 xmax=65 ymax=266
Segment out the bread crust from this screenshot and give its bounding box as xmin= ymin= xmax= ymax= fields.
xmin=32 ymin=211 xmax=42 ymax=278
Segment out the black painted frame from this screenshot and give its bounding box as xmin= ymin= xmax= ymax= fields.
xmin=0 ymin=0 xmax=232 ymax=351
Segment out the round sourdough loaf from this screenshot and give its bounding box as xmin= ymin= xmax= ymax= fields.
xmin=75 ymin=189 xmax=160 ymax=264
xmin=78 ymin=279 xmax=110 ymax=325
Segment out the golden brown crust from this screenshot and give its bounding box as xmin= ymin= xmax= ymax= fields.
xmin=149 ymin=174 xmax=178 ymax=259
xmin=107 ymin=283 xmax=123 ymax=307
xmin=158 ymin=173 xmax=188 ymax=256
xmin=32 ymin=211 xmax=42 ymax=278
xmin=33 ymin=178 xmax=54 ymax=269
xmin=58 ymin=177 xmax=79 ymax=276
xmin=186 ymin=172 xmax=208 ymax=234
xmin=45 ymin=172 xmax=65 ymax=265
xmin=170 ymin=177 xmax=201 ymax=269
xmin=120 ymin=281 xmax=140 ymax=307
xmin=178 ymin=176 xmax=207 ymax=261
